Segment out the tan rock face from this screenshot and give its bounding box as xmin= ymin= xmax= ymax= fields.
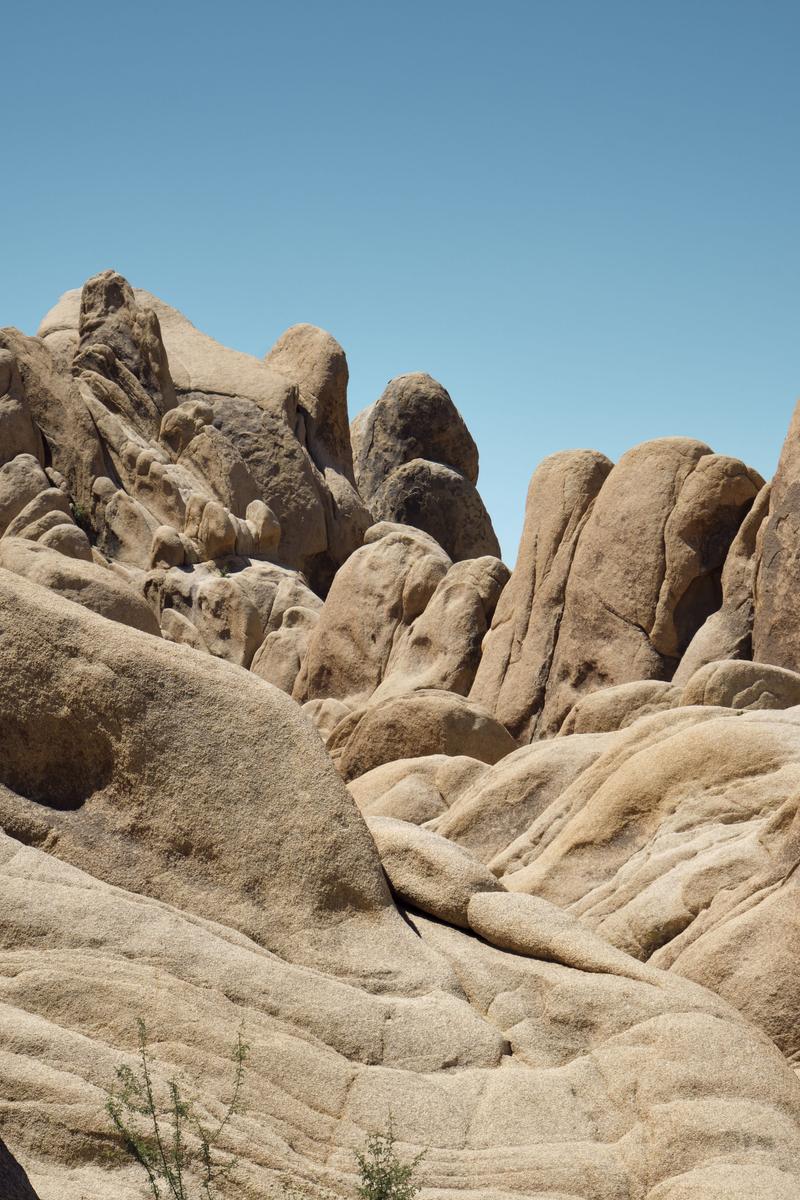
xmin=476 ymin=440 xmax=761 ymax=740
xmin=146 ymin=558 xmax=321 ymax=669
xmin=5 ymin=568 xmax=800 ymax=1198
xmin=0 ymin=341 xmax=99 ymax=573
xmin=6 ymin=276 xmax=800 ymax=1198
xmin=352 ymin=372 xmax=479 ymax=494
xmin=348 ymin=754 xmax=489 ymax=824
xmin=754 ymin=395 xmax=800 ymax=670
xmin=0 ymin=347 xmax=45 ymax=464
xmin=558 ymin=679 xmax=683 ymax=735
xmin=370 ymin=554 xmax=510 ymax=703
xmin=0 ymin=327 xmax=105 ymax=512
xmin=4 ymin=825 xmax=800 ymax=1200
xmin=0 ymin=537 xmax=160 ymax=635
xmin=489 ymin=705 xmax=800 ymax=1059
xmin=0 ymin=570 xmax=442 ymax=992
xmin=295 ymin=522 xmax=507 ymax=709
xmin=295 ymin=522 xmax=450 ymax=705
xmin=351 ymin=374 xmax=500 ymax=561
xmin=675 ymin=482 xmax=770 ymax=682
xmin=37 ymin=275 xmax=370 ymax=595
xmin=546 ymin=440 xmax=763 ymax=733
xmin=265 ymin=322 xmax=355 ymax=480
xmin=369 ymin=458 xmax=501 ymax=562
xmin=367 ymin=815 xmax=504 ymax=927
xmin=433 ymin=733 xmax=612 ymax=864
xmin=680 ymin=658 xmax=800 ymax=710
xmin=76 ymin=270 xmax=177 ymax=435
xmin=329 ymin=689 xmax=519 ymax=781
xmin=465 ymin=890 xmax=652 ymax=980
xmin=470 ymin=448 xmax=614 ymax=738
xmin=250 ymin=603 xmax=320 ymax=692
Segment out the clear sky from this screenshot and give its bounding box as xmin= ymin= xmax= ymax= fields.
xmin=2 ymin=1 xmax=798 ymax=561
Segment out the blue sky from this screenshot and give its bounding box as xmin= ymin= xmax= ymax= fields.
xmin=2 ymin=1 xmax=798 ymax=561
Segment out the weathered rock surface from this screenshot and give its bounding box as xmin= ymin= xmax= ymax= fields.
xmin=296 ymin=522 xmax=507 ymax=708
xmin=328 ymin=689 xmax=518 ymax=781
xmin=367 ymin=815 xmax=504 ymax=927
xmin=264 ymin=322 xmax=355 ymax=479
xmin=351 ymin=374 xmax=500 ymax=560
xmin=5 ymin=275 xmax=800 ymax=1198
xmin=348 ymin=754 xmax=489 ymax=824
xmin=466 ymin=890 xmax=652 ymax=981
xmin=0 ymin=570 xmax=440 ymax=990
xmin=433 ymin=733 xmax=612 ymax=864
xmin=295 ymin=523 xmax=450 ymax=705
xmin=147 ymin=557 xmax=321 ymax=669
xmin=493 ymin=706 xmax=800 ymax=1060
xmin=352 ymin=372 xmax=479 ymax=495
xmin=0 ymin=329 xmax=104 ymax=511
xmin=0 ymin=537 xmax=161 ymax=635
xmin=474 ymin=442 xmax=761 ymax=739
xmin=368 ymin=458 xmax=501 ymax=563
xmin=558 ymin=679 xmax=683 ymax=735
xmin=250 ymin=602 xmax=320 ymax=691
xmin=680 ymin=658 xmax=800 ymax=711
xmin=75 ymin=269 xmax=177 ymax=438
xmin=38 ymin=275 xmax=370 ymax=592
xmin=4 ymin=824 xmax=800 ymax=1200
xmin=470 ymin=449 xmax=614 ymax=738
xmin=302 ymin=695 xmax=354 ymax=743
xmin=675 ymin=482 xmax=770 ymax=682
xmin=753 ymin=391 xmax=800 ymax=670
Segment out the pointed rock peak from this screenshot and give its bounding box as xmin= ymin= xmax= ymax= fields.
xmin=75 ymin=269 xmax=176 ymax=422
xmin=265 ymin=322 xmax=348 ymax=408
xmin=352 ymin=372 xmax=479 ymax=498
xmin=265 ymin=322 xmax=352 ymax=477
xmin=78 ymin=269 xmax=138 ymax=333
xmin=349 ymin=372 xmax=498 ymax=561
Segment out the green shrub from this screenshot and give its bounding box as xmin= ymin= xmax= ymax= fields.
xmin=70 ymin=500 xmax=92 ymax=535
xmin=353 ymin=1121 xmax=424 ymax=1200
xmin=280 ymin=1117 xmax=424 ymax=1200
xmin=107 ymin=1022 xmax=424 ymax=1200
xmin=105 ymin=1018 xmax=248 ymax=1199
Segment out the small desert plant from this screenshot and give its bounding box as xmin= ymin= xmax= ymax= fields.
xmin=279 ymin=1116 xmax=424 ymax=1200
xmin=70 ymin=499 xmax=92 ymax=534
xmin=105 ymin=1018 xmax=248 ymax=1199
xmin=353 ymin=1120 xmax=424 ymax=1200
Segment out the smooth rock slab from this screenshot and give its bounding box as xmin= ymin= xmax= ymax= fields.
xmin=368 ymin=816 xmax=504 ymax=927
xmin=680 ymin=658 xmax=800 ymax=711
xmin=3 ymin=832 xmax=800 ymax=1200
xmin=330 ymin=689 xmax=518 ymax=781
xmin=558 ymin=680 xmax=682 ymax=736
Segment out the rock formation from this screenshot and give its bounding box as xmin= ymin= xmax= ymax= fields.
xmin=473 ymin=439 xmax=762 ymax=739
xmin=37 ymin=275 xmax=371 ymax=595
xmin=1 ymin=271 xmax=800 ymax=1199
xmin=470 ymin=448 xmax=614 ymax=737
xmin=351 ymin=373 xmax=500 ymax=560
xmin=754 ymin=392 xmax=800 ymax=669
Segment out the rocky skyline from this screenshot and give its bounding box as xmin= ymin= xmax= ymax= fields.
xmin=0 ymin=271 xmax=799 ymax=1199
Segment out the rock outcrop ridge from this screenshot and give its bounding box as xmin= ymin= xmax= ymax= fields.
xmin=1 ymin=272 xmax=800 ymax=1200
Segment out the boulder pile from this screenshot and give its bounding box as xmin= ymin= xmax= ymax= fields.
xmin=1 ymin=272 xmax=799 ymax=1199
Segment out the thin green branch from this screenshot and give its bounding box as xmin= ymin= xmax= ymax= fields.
xmin=105 ymin=1019 xmax=248 ymax=1200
